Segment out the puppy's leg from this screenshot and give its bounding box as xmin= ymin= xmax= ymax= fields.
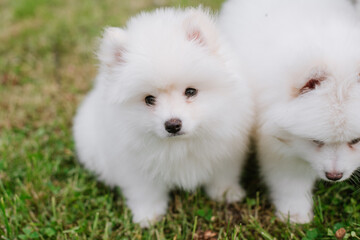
xmin=205 ymin=160 xmax=245 ymax=203
xmin=260 ymin=146 xmax=317 ymax=224
xmin=123 ymin=178 xmax=169 ymax=228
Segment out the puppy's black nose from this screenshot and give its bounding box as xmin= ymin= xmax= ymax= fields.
xmin=325 ymin=172 xmax=343 ymax=181
xmin=165 ymin=118 xmax=182 ymax=134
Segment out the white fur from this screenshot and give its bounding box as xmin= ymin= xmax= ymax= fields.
xmin=73 ymin=8 xmax=253 ymax=228
xmin=220 ymin=0 xmax=360 ymax=223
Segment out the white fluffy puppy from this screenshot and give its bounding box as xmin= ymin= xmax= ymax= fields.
xmin=220 ymin=0 xmax=360 ymax=223
xmin=73 ymin=8 xmax=253 ymax=227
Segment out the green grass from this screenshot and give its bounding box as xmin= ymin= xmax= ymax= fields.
xmin=1 ymin=0 xmax=360 ymax=239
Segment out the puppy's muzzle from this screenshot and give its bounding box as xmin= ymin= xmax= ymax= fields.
xmin=165 ymin=118 xmax=182 ymax=134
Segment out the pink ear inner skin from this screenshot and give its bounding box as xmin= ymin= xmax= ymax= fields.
xmin=114 ymin=48 xmax=126 ymax=64
xmin=187 ymin=29 xmax=206 ymax=46
xmin=299 ymin=75 xmax=327 ymax=95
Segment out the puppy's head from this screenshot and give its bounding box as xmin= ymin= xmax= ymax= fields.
xmin=96 ymin=8 xmax=238 ymax=139
xmin=272 ymin=54 xmax=360 ymax=182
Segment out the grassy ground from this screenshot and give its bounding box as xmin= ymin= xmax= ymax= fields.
xmin=1 ymin=0 xmax=360 ymax=239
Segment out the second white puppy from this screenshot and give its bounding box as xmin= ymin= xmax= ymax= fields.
xmin=73 ymin=8 xmax=253 ymax=227
xmin=220 ymin=0 xmax=360 ymax=223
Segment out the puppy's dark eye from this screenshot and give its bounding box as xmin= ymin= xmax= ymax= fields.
xmin=312 ymin=140 xmax=324 ymax=146
xmin=349 ymin=138 xmax=360 ymax=145
xmin=185 ymin=88 xmax=198 ymax=98
xmin=145 ymin=95 xmax=156 ymax=106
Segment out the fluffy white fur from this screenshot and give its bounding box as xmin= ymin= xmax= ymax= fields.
xmin=220 ymin=0 xmax=360 ymax=223
xmin=73 ymin=8 xmax=253 ymax=227
xmin=356 ymin=0 xmax=360 ymax=13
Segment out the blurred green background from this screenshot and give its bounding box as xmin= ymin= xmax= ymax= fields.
xmin=1 ymin=0 xmax=360 ymax=239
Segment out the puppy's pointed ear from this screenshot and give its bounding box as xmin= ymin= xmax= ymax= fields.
xmin=97 ymin=27 xmax=127 ymax=66
xmin=183 ymin=9 xmax=219 ymax=53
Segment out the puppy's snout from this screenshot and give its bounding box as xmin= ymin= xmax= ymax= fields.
xmin=165 ymin=118 xmax=182 ymax=134
xmin=325 ymin=172 xmax=343 ymax=181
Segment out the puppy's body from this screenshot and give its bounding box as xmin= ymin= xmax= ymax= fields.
xmin=74 ymin=8 xmax=253 ymax=227
xmin=220 ymin=0 xmax=360 ymax=223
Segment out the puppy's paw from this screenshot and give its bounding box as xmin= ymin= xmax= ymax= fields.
xmin=206 ymin=184 xmax=245 ymax=203
xmin=276 ymin=210 xmax=313 ymax=224
xmin=130 ymin=200 xmax=168 ymax=228
xmin=134 ymin=214 xmax=163 ymax=228
xmin=224 ymin=184 xmax=246 ymax=203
